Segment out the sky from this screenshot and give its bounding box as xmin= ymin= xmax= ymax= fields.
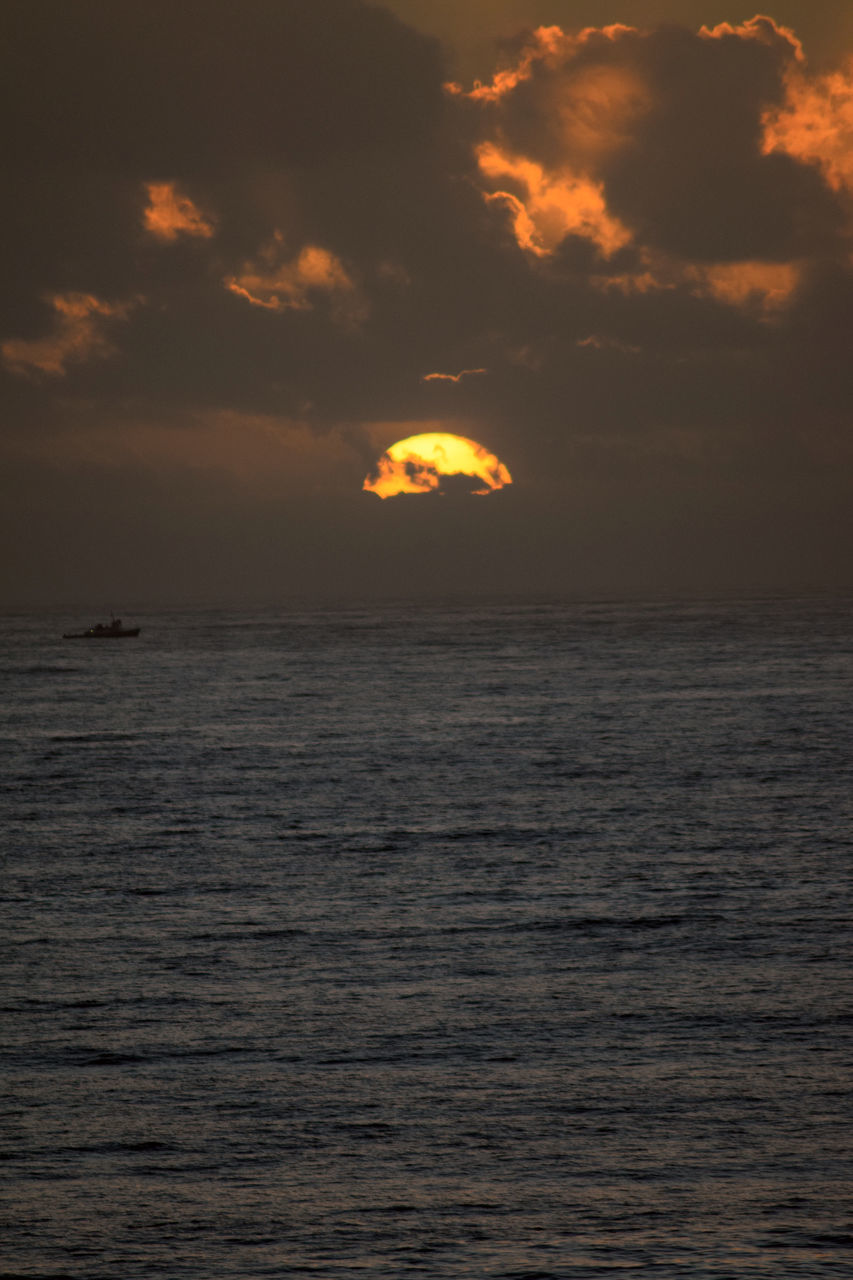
xmin=2 ymin=0 xmax=852 ymax=607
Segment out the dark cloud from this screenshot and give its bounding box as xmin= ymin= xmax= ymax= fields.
xmin=0 ymin=0 xmax=445 ymax=313
xmin=459 ymin=18 xmax=847 ymax=262
xmin=598 ymin=24 xmax=847 ymax=261
xmin=3 ymin=0 xmax=443 ymax=174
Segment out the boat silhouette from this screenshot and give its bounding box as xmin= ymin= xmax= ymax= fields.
xmin=62 ymin=617 xmax=140 ymax=639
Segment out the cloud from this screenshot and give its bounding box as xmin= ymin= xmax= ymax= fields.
xmin=449 ymin=12 xmax=847 ymax=320
xmin=3 ymin=0 xmax=444 ymax=177
xmin=587 ymin=250 xmax=802 ymax=317
xmin=225 ymin=233 xmax=365 ymax=326
xmin=446 ymin=23 xmax=571 ymax=101
xmin=421 ymin=368 xmax=487 ymax=382
xmin=762 ymin=58 xmax=853 ymax=194
xmin=695 ymin=259 xmax=801 ymax=311
xmin=2 ymin=404 xmax=368 ymax=499
xmin=476 ymin=141 xmax=632 ymax=256
xmin=143 ymin=182 xmax=215 ymax=241
xmin=1 ymin=293 xmax=137 ymax=378
xmin=0 ymin=0 xmax=444 ymax=327
xmin=577 ymin=333 xmax=640 ymax=355
xmin=698 ymin=14 xmax=805 ymax=59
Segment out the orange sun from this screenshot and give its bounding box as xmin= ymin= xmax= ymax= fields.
xmin=364 ymin=432 xmax=512 ymax=499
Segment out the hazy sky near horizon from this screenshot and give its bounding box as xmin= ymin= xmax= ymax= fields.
xmin=2 ymin=0 xmax=852 ymax=605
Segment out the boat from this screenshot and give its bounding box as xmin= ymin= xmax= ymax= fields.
xmin=62 ymin=617 xmax=141 ymax=639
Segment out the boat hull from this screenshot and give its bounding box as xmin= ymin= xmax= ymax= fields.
xmin=62 ymin=628 xmax=141 ymax=639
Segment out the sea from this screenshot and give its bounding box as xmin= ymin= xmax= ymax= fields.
xmin=1 ymin=596 xmax=851 ymax=1279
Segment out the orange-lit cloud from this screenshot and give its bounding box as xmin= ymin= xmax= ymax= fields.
xmin=446 ymin=23 xmax=633 ymax=102
xmin=225 ymin=232 xmax=363 ymax=321
xmin=762 ymin=61 xmax=853 ymax=193
xmin=595 ymin=252 xmax=801 ymax=314
xmin=364 ymin=431 xmax=511 ymax=498
xmin=697 ymin=259 xmax=801 ymax=311
xmin=1 ymin=292 xmax=137 ymax=378
xmin=699 ymin=15 xmax=804 ymax=62
xmin=421 ymin=368 xmax=487 ymax=382
xmin=143 ymin=182 xmax=215 ymax=241
xmin=477 ymin=142 xmax=631 ymax=257
xmin=446 ymin=25 xmax=566 ymax=101
xmin=453 ymin=14 xmax=826 ymax=277
xmin=451 ymin=24 xmax=649 ymax=260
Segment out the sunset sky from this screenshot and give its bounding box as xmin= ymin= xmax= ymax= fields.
xmin=3 ymin=0 xmax=852 ymax=605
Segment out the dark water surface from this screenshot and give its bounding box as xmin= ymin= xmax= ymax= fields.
xmin=2 ymin=598 xmax=851 ymax=1277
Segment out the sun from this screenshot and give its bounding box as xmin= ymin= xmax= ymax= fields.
xmin=364 ymin=432 xmax=512 ymax=498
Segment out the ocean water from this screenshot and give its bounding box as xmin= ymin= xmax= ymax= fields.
xmin=1 ymin=596 xmax=851 ymax=1278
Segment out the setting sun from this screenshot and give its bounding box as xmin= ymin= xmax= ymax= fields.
xmin=363 ymin=432 xmax=512 ymax=498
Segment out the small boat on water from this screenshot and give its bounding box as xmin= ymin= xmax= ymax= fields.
xmin=62 ymin=617 xmax=141 ymax=639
